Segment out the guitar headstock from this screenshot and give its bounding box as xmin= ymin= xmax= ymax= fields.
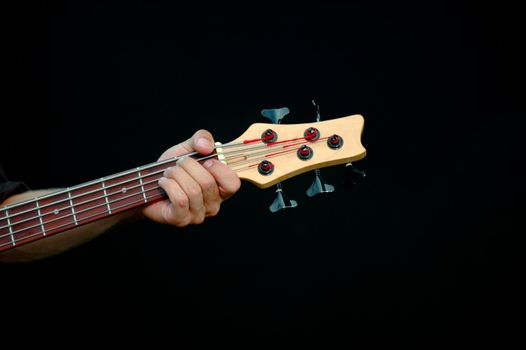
xmin=218 ymin=114 xmax=366 ymax=188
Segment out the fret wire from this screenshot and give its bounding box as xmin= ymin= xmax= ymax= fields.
xmin=5 ymin=209 xmax=15 ymax=246
xmin=0 ymin=176 xmax=165 ymax=240
xmin=0 ymin=152 xmax=194 ymax=211
xmin=0 ymin=142 xmax=301 ymax=233
xmin=102 ymin=179 xmax=112 ymax=215
xmin=0 ymin=192 xmax=167 ymax=250
xmin=0 ymin=171 xmax=165 ymax=231
xmin=0 ymin=136 xmax=308 ymax=216
xmin=137 ymin=168 xmax=148 ymax=203
xmin=0 ymin=163 xmax=170 ymax=224
xmin=0 ymin=138 xmax=299 ymax=234
xmin=67 ymin=188 xmax=78 ymax=226
xmin=0 ymin=142 xmax=300 ymax=247
xmin=36 ymin=199 xmax=46 ymax=236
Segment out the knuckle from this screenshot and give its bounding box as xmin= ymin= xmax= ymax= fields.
xmin=161 ymin=206 xmax=172 ymax=223
xmin=175 ymin=196 xmax=189 ymax=209
xmin=191 ymin=213 xmax=205 ymax=225
xmin=225 ymin=177 xmax=241 ymax=194
xmin=176 ymin=216 xmax=191 ymax=227
xmin=186 ymin=183 xmax=202 ymax=198
xmin=177 ymin=157 xmax=191 ymax=167
xmin=164 ymin=166 xmax=176 ymax=178
xmin=201 ymin=177 xmax=216 ymax=193
xmin=207 ymin=203 xmax=220 ymax=217
xmin=162 ymin=206 xmax=183 ymax=226
xmin=170 ymin=212 xmax=190 ymax=227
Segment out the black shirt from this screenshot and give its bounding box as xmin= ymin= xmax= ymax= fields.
xmin=0 ymin=165 xmax=29 ymax=204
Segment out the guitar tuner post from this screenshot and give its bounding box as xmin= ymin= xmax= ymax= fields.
xmin=297 ymin=145 xmax=313 ymax=161
xmin=311 ymin=99 xmax=321 ymax=122
xmin=269 ymin=183 xmax=298 ymax=213
xmin=261 ymin=129 xmax=278 ymax=143
xmin=258 ymin=160 xmax=274 ymax=175
xmin=304 ymin=127 xmax=320 ymax=141
xmin=261 ymin=107 xmax=290 ymax=125
xmin=260 ymin=105 xmax=298 ymax=213
xmin=327 ymin=134 xmax=344 ymax=149
xmin=343 ymin=162 xmax=367 ymax=188
xmin=306 ymin=168 xmax=335 ymax=197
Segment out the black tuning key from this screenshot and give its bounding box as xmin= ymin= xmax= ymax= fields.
xmin=261 ymin=107 xmax=298 ymax=213
xmin=306 ymin=99 xmax=336 ymax=197
xmin=343 ymin=162 xmax=366 ymax=188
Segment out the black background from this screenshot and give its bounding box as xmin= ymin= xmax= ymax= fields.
xmin=1 ymin=1 xmax=524 ymax=348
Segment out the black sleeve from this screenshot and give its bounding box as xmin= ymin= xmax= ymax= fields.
xmin=0 ymin=165 xmax=29 ymax=204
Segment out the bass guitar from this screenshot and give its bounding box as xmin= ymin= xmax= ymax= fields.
xmin=0 ymin=113 xmax=366 ymax=252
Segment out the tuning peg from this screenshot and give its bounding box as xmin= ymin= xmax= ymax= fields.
xmin=312 ymin=99 xmax=321 ymax=122
xmin=261 ymin=106 xmax=298 ymax=212
xmin=343 ymin=162 xmax=366 ymax=187
xmin=304 ymin=100 xmax=335 ymax=197
xmin=269 ymin=183 xmax=298 ymax=213
xmin=261 ymin=107 xmax=290 ymax=124
xmin=306 ymin=169 xmax=335 ymax=197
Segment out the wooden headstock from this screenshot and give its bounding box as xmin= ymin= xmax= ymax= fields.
xmin=219 ymin=114 xmax=366 ymax=188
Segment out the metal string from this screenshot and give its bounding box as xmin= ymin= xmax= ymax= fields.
xmin=0 ymin=190 xmax=167 ymax=249
xmin=0 ymin=135 xmax=314 ymax=223
xmin=0 ymin=135 xmax=317 ymax=244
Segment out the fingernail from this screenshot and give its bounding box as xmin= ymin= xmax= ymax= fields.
xmin=203 ymin=159 xmax=214 ymax=168
xmin=158 ymin=176 xmax=167 ymax=184
xmin=197 ymin=137 xmax=211 ymax=149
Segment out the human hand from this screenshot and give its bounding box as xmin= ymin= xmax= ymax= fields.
xmin=142 ymin=130 xmax=240 ymax=226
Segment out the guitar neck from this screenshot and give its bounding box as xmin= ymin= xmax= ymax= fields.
xmin=0 ymin=114 xmax=367 ymax=254
xmin=0 ymin=156 xmax=183 ymax=252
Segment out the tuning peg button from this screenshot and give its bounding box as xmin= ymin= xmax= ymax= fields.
xmin=261 ymin=107 xmax=290 ymax=125
xmin=261 ymin=129 xmax=278 ymax=143
xmin=304 ymin=127 xmax=320 ymax=141
xmin=306 ymin=169 xmax=335 ymax=197
xmin=258 ymin=160 xmax=274 ymax=175
xmin=328 ymin=135 xmax=344 ymax=149
xmin=297 ymin=145 xmax=313 ymax=161
xmin=344 ymin=163 xmax=366 ymax=187
xmin=269 ymin=183 xmax=298 ymax=213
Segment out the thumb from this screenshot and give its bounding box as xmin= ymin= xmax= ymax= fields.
xmin=183 ymin=129 xmax=215 ymax=155
xmin=157 ymin=129 xmax=216 ymax=161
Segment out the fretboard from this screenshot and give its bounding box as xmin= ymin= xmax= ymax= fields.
xmin=0 ymin=157 xmax=184 ymax=252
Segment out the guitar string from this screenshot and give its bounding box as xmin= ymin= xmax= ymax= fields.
xmin=0 ymin=137 xmax=323 ymax=243
xmin=0 ymin=135 xmax=315 ymax=223
xmin=0 ymin=138 xmax=262 ymax=213
xmin=0 ymin=143 xmax=297 ymax=246
xmin=0 ymin=156 xmax=189 ymax=231
xmin=0 ymin=136 xmax=316 ymax=229
xmin=226 ymin=138 xmax=329 ymax=169
xmin=0 ymin=137 xmax=276 ymax=215
xmin=0 ymin=176 xmax=166 ymax=241
xmin=0 ymin=139 xmax=315 ymax=240
xmin=0 ymin=190 xmax=167 ymax=249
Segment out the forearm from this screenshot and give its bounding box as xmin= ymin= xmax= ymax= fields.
xmin=0 ymin=189 xmax=140 ymax=263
